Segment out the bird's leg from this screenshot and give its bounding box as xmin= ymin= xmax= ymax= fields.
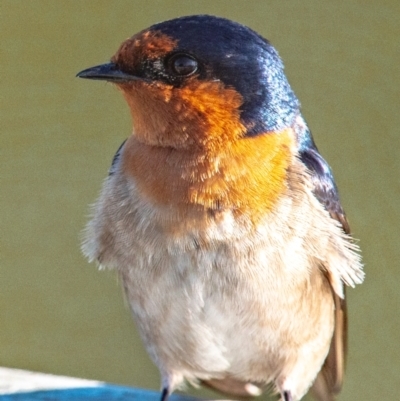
xmin=160 ymin=387 xmax=170 ymax=401
xmin=283 ymin=391 xmax=293 ymax=401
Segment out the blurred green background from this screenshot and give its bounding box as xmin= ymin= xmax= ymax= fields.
xmin=1 ymin=1 xmax=399 ymax=400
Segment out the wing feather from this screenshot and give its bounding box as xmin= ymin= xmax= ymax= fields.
xmin=295 ymin=116 xmax=349 ymax=400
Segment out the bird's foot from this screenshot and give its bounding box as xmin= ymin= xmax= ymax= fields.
xmin=160 ymin=387 xmax=170 ymax=401
xmin=283 ymin=390 xmax=293 ymax=401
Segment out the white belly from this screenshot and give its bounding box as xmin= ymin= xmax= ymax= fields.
xmin=117 ymin=210 xmax=334 ymax=384
xmin=82 ymin=166 xmax=362 ymax=394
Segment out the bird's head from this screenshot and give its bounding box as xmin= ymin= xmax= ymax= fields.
xmin=77 ymin=15 xmax=299 ymax=152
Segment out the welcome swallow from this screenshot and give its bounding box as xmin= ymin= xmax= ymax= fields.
xmin=77 ymin=15 xmax=364 ymax=401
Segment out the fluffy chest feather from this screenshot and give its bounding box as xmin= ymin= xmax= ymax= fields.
xmin=82 ymin=138 xmax=362 ymax=389
xmin=82 ymin=155 xmax=339 ymax=378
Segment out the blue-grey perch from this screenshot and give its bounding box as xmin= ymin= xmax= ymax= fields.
xmin=0 ymin=368 xmax=199 ymax=401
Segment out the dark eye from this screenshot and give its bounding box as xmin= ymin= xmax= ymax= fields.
xmin=168 ymin=54 xmax=198 ymax=76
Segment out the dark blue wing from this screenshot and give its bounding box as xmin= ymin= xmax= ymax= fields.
xmin=295 ymin=116 xmax=349 ymax=400
xmin=295 ymin=116 xmax=350 ymax=234
xmin=109 ymin=139 xmax=127 ymax=176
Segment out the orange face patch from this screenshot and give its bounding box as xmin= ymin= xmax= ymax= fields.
xmin=112 ymin=29 xmax=294 ymax=225
xmin=118 ymin=78 xmax=245 ymax=150
xmin=112 ymin=29 xmax=178 ymax=72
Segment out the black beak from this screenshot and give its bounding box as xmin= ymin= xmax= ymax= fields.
xmin=76 ymin=63 xmax=140 ymax=82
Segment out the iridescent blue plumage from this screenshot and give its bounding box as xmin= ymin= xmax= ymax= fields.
xmin=295 ymin=116 xmax=349 ymax=233
xmin=150 ymin=15 xmax=300 ymax=134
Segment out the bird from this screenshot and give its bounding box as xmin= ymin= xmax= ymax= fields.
xmin=77 ymin=15 xmax=364 ymax=401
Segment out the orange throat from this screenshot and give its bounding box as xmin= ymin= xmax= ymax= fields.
xmin=117 ymin=78 xmax=294 ymax=224
xmin=122 ymin=128 xmax=294 ymax=224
